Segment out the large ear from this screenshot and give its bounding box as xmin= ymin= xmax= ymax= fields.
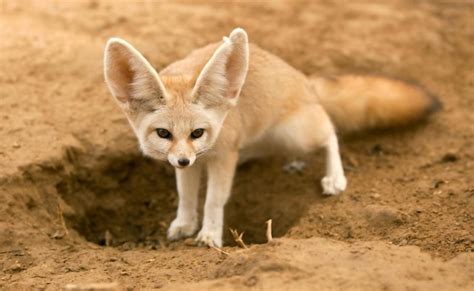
xmin=104 ymin=38 xmax=166 ymax=110
xmin=192 ymin=28 xmax=249 ymax=107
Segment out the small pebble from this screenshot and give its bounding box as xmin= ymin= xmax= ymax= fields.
xmin=51 ymin=230 xmax=65 ymax=239
xmin=8 ymin=263 xmax=25 ymax=273
xmin=370 ymin=193 xmax=381 ymax=199
xmin=283 ymin=160 xmax=306 ymax=174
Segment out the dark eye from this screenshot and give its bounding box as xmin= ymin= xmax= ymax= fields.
xmin=190 ymin=128 xmax=205 ymax=139
xmin=156 ymin=128 xmax=172 ymax=139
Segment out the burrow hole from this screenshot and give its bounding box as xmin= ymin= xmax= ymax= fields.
xmin=56 ymin=149 xmax=313 ymax=248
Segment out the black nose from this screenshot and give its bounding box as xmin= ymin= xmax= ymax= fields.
xmin=178 ymin=158 xmax=190 ymax=167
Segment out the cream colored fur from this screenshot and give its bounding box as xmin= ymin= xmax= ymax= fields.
xmin=104 ymin=28 xmax=438 ymax=247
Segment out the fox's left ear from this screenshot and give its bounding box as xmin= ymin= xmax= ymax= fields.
xmin=104 ymin=38 xmax=167 ymax=111
xmin=193 ymin=28 xmax=249 ymax=107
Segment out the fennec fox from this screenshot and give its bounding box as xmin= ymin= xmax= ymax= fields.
xmin=104 ymin=28 xmax=439 ymax=247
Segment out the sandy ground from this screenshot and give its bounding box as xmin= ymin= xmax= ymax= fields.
xmin=0 ymin=0 xmax=473 ymax=289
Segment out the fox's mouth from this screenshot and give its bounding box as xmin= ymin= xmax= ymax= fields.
xmin=170 ymin=163 xmax=194 ymax=170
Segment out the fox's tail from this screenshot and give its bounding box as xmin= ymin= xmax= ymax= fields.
xmin=312 ymin=75 xmax=441 ymax=133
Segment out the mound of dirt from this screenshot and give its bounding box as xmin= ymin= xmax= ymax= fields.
xmin=0 ymin=0 xmax=473 ymax=289
xmin=170 ymin=238 xmax=473 ymax=290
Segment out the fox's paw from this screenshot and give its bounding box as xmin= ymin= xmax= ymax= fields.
xmin=321 ymin=174 xmax=347 ymax=195
xmin=167 ymin=217 xmax=198 ymax=241
xmin=196 ymin=228 xmax=222 ymax=248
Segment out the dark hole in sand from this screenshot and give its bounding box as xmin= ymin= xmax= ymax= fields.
xmin=56 ymin=148 xmax=315 ymax=248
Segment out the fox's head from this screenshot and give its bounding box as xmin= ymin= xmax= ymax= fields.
xmin=103 ymin=29 xmax=249 ymax=168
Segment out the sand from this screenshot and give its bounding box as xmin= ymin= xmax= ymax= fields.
xmin=0 ymin=0 xmax=473 ymax=289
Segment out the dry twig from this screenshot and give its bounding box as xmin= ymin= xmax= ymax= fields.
xmin=266 ymin=219 xmax=273 ymax=242
xmin=105 ymin=230 xmax=112 ymax=247
xmin=56 ymin=197 xmax=69 ymax=237
xmin=229 ymin=228 xmax=248 ymax=249
xmin=211 ymin=245 xmax=230 ymax=256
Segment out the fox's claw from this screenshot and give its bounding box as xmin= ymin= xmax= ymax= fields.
xmin=167 ymin=218 xmax=198 ymax=241
xmin=196 ymin=228 xmax=222 ymax=248
xmin=321 ymin=175 xmax=347 ymax=195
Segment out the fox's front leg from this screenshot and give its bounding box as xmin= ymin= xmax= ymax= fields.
xmin=196 ymin=152 xmax=238 ymax=247
xmin=167 ymin=165 xmax=202 ymax=240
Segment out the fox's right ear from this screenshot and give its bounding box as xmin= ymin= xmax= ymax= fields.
xmin=104 ymin=38 xmax=167 ymax=110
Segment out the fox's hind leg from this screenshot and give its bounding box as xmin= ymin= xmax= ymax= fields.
xmin=273 ymin=103 xmax=347 ymax=195
xmin=321 ymin=133 xmax=347 ymax=195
